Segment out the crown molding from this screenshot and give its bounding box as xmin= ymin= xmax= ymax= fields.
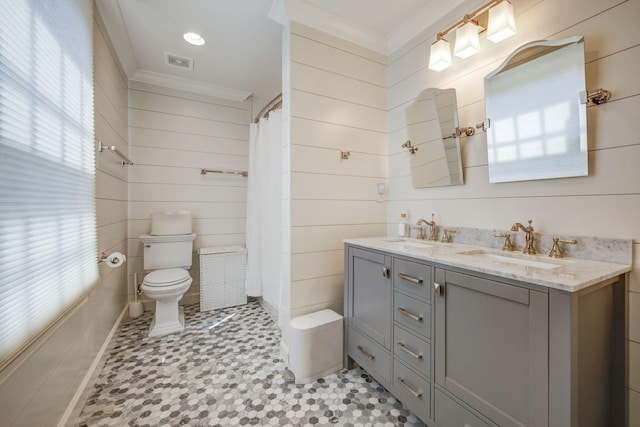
xmin=388 ymin=0 xmax=468 ymax=54
xmin=94 ymin=0 xmax=138 ymax=78
xmin=130 ymin=70 xmax=252 ymax=102
xmin=270 ymin=0 xmax=387 ymax=54
xmin=270 ymin=0 xmax=468 ymax=56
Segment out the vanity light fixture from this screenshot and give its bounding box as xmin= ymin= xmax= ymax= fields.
xmin=428 ymin=0 xmax=517 ymax=72
xmin=454 ymin=18 xmax=480 ymax=59
xmin=428 ymin=35 xmax=453 ymax=72
xmin=487 ymin=0 xmax=517 ymax=43
xmin=183 ymin=32 xmax=205 ymax=46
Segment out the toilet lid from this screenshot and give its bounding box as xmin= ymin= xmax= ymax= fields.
xmin=143 ymin=268 xmax=190 ymax=286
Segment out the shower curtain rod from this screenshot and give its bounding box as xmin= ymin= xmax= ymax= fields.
xmin=253 ymin=92 xmax=282 ymax=123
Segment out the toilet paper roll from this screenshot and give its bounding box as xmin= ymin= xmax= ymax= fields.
xmin=105 ymin=252 xmax=126 ymax=268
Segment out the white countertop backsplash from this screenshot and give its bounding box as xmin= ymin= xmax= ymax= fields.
xmin=344 ymin=235 xmax=632 ymax=293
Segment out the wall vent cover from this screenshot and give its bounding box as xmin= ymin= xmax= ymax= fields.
xmin=164 ymin=52 xmax=193 ymax=70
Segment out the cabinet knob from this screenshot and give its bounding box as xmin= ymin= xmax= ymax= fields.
xmin=382 ymin=267 xmax=390 ymax=278
xmin=434 ymin=282 xmax=444 ymax=296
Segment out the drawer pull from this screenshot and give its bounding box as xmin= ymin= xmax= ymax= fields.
xmin=382 ymin=267 xmax=390 ymax=278
xmin=397 ymin=273 xmax=423 ymax=284
xmin=356 ymin=345 xmax=375 ymax=360
xmin=397 ymin=307 xmax=423 ymax=322
xmin=397 ymin=342 xmax=423 ymax=360
xmin=397 ymin=377 xmax=422 ymax=398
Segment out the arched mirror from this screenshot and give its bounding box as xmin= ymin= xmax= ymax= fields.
xmin=404 ymin=88 xmax=464 ymax=188
xmin=484 ymin=36 xmax=588 ymax=183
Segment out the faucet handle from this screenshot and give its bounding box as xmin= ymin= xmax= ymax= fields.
xmin=548 ymin=237 xmax=577 ymax=258
xmin=494 ymin=233 xmax=513 ymax=251
xmin=441 ymin=229 xmax=456 ymax=243
xmin=412 ymin=225 xmax=425 ymax=240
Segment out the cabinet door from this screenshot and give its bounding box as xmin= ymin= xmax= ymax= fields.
xmin=434 ymin=269 xmax=548 ymax=427
xmin=347 ymin=247 xmax=391 ymax=348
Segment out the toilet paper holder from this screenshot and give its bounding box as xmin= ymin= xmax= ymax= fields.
xmin=99 ymin=251 xmax=126 ymax=267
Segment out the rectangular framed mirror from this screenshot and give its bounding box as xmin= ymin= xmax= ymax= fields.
xmin=484 ymin=36 xmax=588 ymax=183
xmin=404 ymin=88 xmax=464 ymax=188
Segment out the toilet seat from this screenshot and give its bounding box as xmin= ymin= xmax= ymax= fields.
xmin=143 ymin=268 xmax=190 ymax=287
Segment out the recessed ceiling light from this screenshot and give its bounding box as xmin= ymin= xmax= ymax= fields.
xmin=183 ymin=32 xmax=205 ymax=46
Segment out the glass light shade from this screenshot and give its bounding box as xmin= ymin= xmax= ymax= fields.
xmin=428 ymin=38 xmax=452 ymax=72
xmin=487 ymin=1 xmax=517 ymax=43
xmin=454 ymin=21 xmax=480 ymax=59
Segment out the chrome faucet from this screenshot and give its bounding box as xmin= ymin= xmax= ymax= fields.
xmin=416 ymin=213 xmax=437 ymax=241
xmin=511 ymin=220 xmax=536 ymax=254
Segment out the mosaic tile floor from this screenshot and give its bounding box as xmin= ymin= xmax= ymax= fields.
xmin=76 ymin=300 xmax=426 ymax=427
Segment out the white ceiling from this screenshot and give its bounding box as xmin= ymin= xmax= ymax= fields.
xmin=97 ymin=0 xmax=465 ymax=102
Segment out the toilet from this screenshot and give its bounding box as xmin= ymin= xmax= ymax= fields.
xmin=139 ymin=232 xmax=196 ymax=337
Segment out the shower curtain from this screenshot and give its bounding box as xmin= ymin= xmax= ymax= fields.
xmin=245 ymin=109 xmax=282 ymax=314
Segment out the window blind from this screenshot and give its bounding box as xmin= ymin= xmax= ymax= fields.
xmin=0 ymin=0 xmax=97 ymax=369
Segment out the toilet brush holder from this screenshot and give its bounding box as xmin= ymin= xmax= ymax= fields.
xmin=129 ymin=273 xmax=144 ymax=318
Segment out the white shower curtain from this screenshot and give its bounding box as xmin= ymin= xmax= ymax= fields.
xmin=245 ymin=110 xmax=282 ymax=313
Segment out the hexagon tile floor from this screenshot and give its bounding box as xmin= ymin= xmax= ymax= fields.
xmin=75 ymin=300 xmax=426 ymax=427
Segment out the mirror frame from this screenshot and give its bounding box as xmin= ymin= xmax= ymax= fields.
xmin=404 ymin=87 xmax=464 ymax=188
xmin=484 ymin=36 xmax=588 ymax=183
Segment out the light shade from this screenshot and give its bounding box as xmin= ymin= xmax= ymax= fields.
xmin=454 ymin=21 xmax=480 ymax=59
xmin=487 ymin=1 xmax=517 ymax=43
xmin=428 ymin=38 xmax=452 ymax=72
xmin=183 ymin=32 xmax=205 ymax=46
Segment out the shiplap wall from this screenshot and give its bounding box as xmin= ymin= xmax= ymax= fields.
xmin=127 ymin=82 xmax=250 ymax=305
xmin=0 ymin=12 xmax=130 ymax=426
xmin=286 ymin=23 xmax=388 ymax=320
xmin=387 ymin=0 xmax=640 ymax=422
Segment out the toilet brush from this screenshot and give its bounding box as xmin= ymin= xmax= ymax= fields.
xmin=128 ymin=273 xmax=144 ymax=318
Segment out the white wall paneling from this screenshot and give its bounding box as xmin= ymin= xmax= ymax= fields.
xmin=285 ymin=22 xmax=388 ymax=323
xmin=127 ymin=82 xmax=250 ymax=304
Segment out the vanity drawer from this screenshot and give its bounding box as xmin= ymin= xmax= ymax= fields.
xmin=393 ymin=360 xmax=431 ymax=420
xmin=393 ymin=258 xmax=431 ymax=301
xmin=394 ymin=325 xmax=430 ymax=379
xmin=435 ymin=389 xmax=494 ymax=427
xmin=347 ymin=326 xmax=391 ymax=383
xmin=394 ymin=292 xmax=431 ymax=338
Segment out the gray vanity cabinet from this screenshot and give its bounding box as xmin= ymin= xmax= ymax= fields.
xmin=346 ymin=247 xmax=391 ymax=348
xmin=433 ymin=268 xmax=548 ymax=427
xmin=344 ymin=242 xmax=626 ymax=427
xmin=344 ymin=246 xmax=393 ymax=383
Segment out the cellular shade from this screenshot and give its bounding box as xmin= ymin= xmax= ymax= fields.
xmin=0 ymin=0 xmax=97 ymax=369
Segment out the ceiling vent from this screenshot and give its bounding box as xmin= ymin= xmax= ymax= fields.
xmin=164 ymin=52 xmax=193 ymax=71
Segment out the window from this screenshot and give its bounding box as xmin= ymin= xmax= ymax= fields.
xmin=0 ymin=0 xmax=97 ymax=369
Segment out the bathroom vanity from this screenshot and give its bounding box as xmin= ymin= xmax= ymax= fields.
xmin=343 ymin=237 xmax=630 ymax=427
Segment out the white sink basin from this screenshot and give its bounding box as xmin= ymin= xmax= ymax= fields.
xmin=458 ymin=250 xmax=563 ymax=270
xmin=403 ymin=241 xmax=435 ymax=249
xmin=382 ymin=238 xmax=434 ymax=250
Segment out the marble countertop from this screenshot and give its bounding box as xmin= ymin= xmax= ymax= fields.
xmin=344 ymin=236 xmax=631 ymax=293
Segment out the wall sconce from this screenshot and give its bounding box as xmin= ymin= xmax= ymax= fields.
xmin=428 ymin=0 xmax=517 ymax=72
xmin=454 ymin=17 xmax=480 ymax=59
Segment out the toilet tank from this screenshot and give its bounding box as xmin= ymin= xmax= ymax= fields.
xmin=139 ymin=234 xmax=196 ymax=270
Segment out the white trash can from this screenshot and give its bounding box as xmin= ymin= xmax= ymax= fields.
xmin=289 ymin=309 xmax=343 ymax=384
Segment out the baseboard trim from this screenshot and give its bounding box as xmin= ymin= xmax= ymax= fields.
xmin=57 ymin=304 xmax=128 ymax=427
